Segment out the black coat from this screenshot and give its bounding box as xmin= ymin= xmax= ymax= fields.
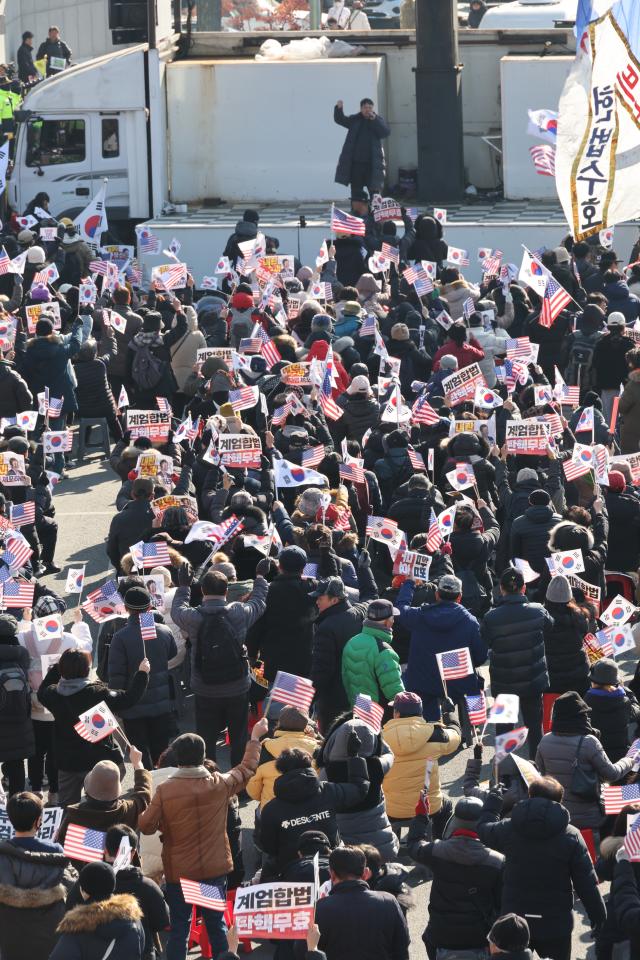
xmin=509 ymin=504 xmax=562 ymax=577
xmin=450 ymin=505 xmax=500 ymax=598
xmin=334 ymin=395 xmax=380 ymax=445
xmin=388 ymin=487 xmax=445 ymax=542
xmin=260 ymin=758 xmax=369 ymax=872
xmin=108 ymin=616 xmax=177 ymax=719
xmin=315 ymin=880 xmax=409 ymax=960
xmin=74 ymin=357 xmax=118 ymax=420
xmin=311 ymin=600 xmax=367 ymax=733
xmin=106 ymin=500 xmax=155 ymax=570
xmin=478 ymin=794 xmax=606 ymax=939
xmin=38 ymin=667 xmax=148 ymax=772
xmin=334 ymin=237 xmax=368 ymax=288
xmin=246 ymin=573 xmax=317 ymax=682
xmin=0 ymin=642 xmax=34 ymax=762
xmin=604 ymin=488 xmax=640 ymax=572
xmin=408 ymin=823 xmax=504 ymax=950
xmin=583 ymin=686 xmax=640 ymax=763
xmin=0 ymin=361 xmax=32 ymax=418
xmin=386 ymin=340 xmax=432 ymax=397
xmin=334 ymin=106 xmax=390 ymax=191
xmin=593 ymin=331 xmax=635 ymax=391
xmin=481 ymin=594 xmax=552 ymax=696
xmin=613 ymin=859 xmax=640 ymax=942
xmin=543 ymin=602 xmax=590 ymax=696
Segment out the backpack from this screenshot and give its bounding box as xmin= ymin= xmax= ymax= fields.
xmin=195 ymin=609 xmax=247 ymax=684
xmin=0 ymin=664 xmax=30 ymax=722
xmin=457 ymin=568 xmax=488 ymax=618
xmin=132 ymin=343 xmax=165 ymax=391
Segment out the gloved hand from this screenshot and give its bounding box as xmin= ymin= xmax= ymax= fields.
xmin=357 ymin=548 xmax=371 ymax=569
xmin=180 ymin=446 xmax=196 ymax=468
xmin=255 ymin=557 xmax=276 ymax=579
xmin=415 ymin=789 xmax=430 ymax=817
xmin=489 ymin=781 xmax=506 ymax=798
xmin=347 ymin=730 xmax=362 ymax=758
xmin=441 ymin=542 xmax=452 ymax=556
xmin=473 ymin=743 xmax=483 ymax=760
xmin=177 ymin=562 xmax=193 ymax=587
xmin=616 ymin=845 xmax=631 ymax=863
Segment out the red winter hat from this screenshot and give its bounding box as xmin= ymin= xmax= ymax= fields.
xmin=231 ymin=292 xmax=254 ymax=311
xmin=608 ymin=470 xmax=626 ymax=493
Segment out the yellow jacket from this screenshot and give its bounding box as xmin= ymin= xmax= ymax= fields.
xmin=382 ymin=716 xmax=461 ymax=818
xmin=246 ymin=729 xmax=320 ymax=807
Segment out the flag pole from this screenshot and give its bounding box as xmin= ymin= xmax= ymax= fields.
xmin=521 ymin=245 xmax=582 ymax=311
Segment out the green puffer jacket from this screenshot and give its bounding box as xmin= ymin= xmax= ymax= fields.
xmin=341 ymin=624 xmax=404 ymax=706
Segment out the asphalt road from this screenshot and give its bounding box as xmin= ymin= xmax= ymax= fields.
xmin=49 ymin=451 xmax=617 ymax=959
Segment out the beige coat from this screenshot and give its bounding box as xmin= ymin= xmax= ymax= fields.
xmin=170 ymin=310 xmax=206 ymax=391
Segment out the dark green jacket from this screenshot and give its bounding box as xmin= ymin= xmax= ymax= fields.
xmin=341 ymin=624 xmax=404 ymax=706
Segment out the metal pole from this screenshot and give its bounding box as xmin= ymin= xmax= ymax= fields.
xmin=310 ymin=0 xmax=321 ymax=30
xmin=148 ymin=0 xmax=157 ymax=47
xmin=414 ymin=0 xmax=464 ymax=202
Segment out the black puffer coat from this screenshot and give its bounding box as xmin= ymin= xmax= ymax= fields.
xmin=543 ymin=601 xmax=590 ymax=695
xmin=311 ymin=599 xmax=367 ymax=732
xmin=246 ymin=573 xmax=317 ymax=682
xmin=388 ymin=485 xmax=446 ymax=541
xmin=509 ymin=504 xmax=562 ymax=577
xmin=481 ymin=594 xmax=552 ymax=696
xmin=0 ymin=641 xmax=34 ymax=762
xmin=335 ymin=394 xmax=381 ymax=444
xmin=407 ymin=215 xmax=449 ymax=265
xmin=583 ymin=686 xmax=640 ymax=763
xmin=604 ymin=487 xmax=640 ymax=572
xmin=108 ymin=617 xmax=177 ymax=719
xmin=74 ymin=357 xmax=118 ymax=420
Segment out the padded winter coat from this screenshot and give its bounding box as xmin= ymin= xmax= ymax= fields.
xmin=341 ymin=624 xmax=404 ymax=707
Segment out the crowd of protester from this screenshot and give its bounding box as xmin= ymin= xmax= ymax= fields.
xmin=1 ymin=192 xmax=640 ymax=960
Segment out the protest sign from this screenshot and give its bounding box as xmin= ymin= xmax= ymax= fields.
xmin=566 ymin=573 xmax=601 ymax=611
xmin=126 ymin=410 xmax=171 ymax=443
xmin=0 ymin=452 xmax=28 ymax=486
xmin=0 ymin=805 xmax=62 ymax=842
xmin=442 ymin=363 xmax=485 ymax=406
xmin=196 ymin=347 xmax=235 ymax=365
xmin=233 ymin=882 xmax=314 ymax=939
xmin=25 ymin=302 xmax=61 ymax=335
xmin=281 ymin=363 xmax=312 ymax=387
xmin=372 ymin=197 xmax=402 ymax=222
xmin=392 ymin=550 xmax=432 ymax=581
xmin=219 ymin=434 xmax=262 ymax=469
xmin=137 ymin=451 xmax=174 ymax=483
xmin=152 ymin=495 xmax=198 ymax=525
xmin=450 ymin=417 xmax=497 ymax=443
xmin=505 ymin=420 xmax=549 ymax=456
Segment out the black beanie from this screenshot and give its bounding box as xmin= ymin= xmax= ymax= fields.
xmin=529 ymin=489 xmax=550 ymax=506
xmin=79 ymin=862 xmax=116 ymax=902
xmin=124 ymin=586 xmax=152 ymax=611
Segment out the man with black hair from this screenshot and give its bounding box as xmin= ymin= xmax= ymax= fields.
xmin=0 ymin=791 xmax=69 ymax=960
xmin=481 ymin=567 xmax=552 ymax=759
xmin=315 ymin=845 xmax=410 ymax=960
xmin=106 ymin=476 xmax=156 ymax=573
xmin=172 ymin=561 xmax=269 ymax=765
xmin=334 ymin=98 xmax=390 ymax=198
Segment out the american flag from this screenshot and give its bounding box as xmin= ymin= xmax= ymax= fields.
xmin=496 ymin=358 xmax=529 ymax=394
xmin=89 ymin=259 xmax=109 ymax=276
xmin=63 ymin=825 xmax=106 ymax=863
xmin=540 ymin=277 xmax=571 ymax=328
xmin=272 ymin=402 xmax=293 ymax=427
xmin=229 ymin=387 xmax=259 ymax=411
xmin=381 ymin=243 xmax=400 ymax=264
xmin=625 ymin=815 xmax=640 ymax=860
xmin=482 ymin=256 xmax=502 ymax=277
xmin=137 ymin=229 xmax=160 ymax=253
xmin=73 ymin=701 xmax=118 ymax=742
xmin=302 ymin=446 xmax=326 ymax=468
xmin=156 ymin=397 xmax=171 ymax=414
xmin=257 ymin=328 xmax=281 ymax=369
xmin=339 ymin=462 xmax=365 ymax=484
xmin=180 ymin=879 xmax=226 ymax=912
xmin=135 ymin=542 xmax=171 ymax=570
xmin=462 ymin=297 xmax=475 ymax=321
xmin=319 ymin=366 xmax=343 ymax=422
xmin=3 ymin=535 xmax=33 ymax=571
xmin=563 ymin=457 xmax=591 ymax=481
xmin=360 ymin=314 xmax=377 ymax=337
xmin=10 ymin=502 xmax=35 ymax=527
xmin=239 ymin=338 xmax=262 ymax=354
xmin=437 ymin=647 xmax=473 ymax=681
xmin=353 ymin=693 xmax=385 ymax=733
xmin=602 ymin=783 xmax=640 ymax=815
xmin=0 ymin=248 xmax=11 ymax=275
xmin=40 ymin=390 xmax=64 ymax=418
xmin=506 ymin=337 xmax=532 ymax=360
xmin=155 ymin=263 xmax=187 ymax=291
xmin=331 ymin=206 xmax=366 ymax=237
xmin=2 ymin=577 xmax=35 ymax=608
xmin=560 ymin=385 xmax=580 ymax=406
xmin=333 ymin=508 xmax=352 ymax=532
xmin=426 ymin=508 xmax=443 ymax=553
xmin=403 ymin=265 xmax=433 ymax=296
xmin=139 ymin=611 xmax=157 ymax=641
xmin=465 ymin=693 xmax=487 ymax=726
xmin=204 ymin=516 xmax=245 ymax=550
xmin=270 ymin=670 xmax=315 ymax=712
xmin=85 ymin=579 xmax=119 ymax=605
xmin=530 ymin=144 xmax=556 ymax=177
xmin=412 ymin=395 xmax=440 ymax=425
xmin=593 ymin=630 xmax=615 ymax=658
xmin=408 ymin=448 xmax=426 ymax=472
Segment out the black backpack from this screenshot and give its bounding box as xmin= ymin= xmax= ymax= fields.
xmin=195 ymin=609 xmax=247 ymax=684
xmin=0 ymin=663 xmax=30 ymax=722
xmin=132 ymin=343 xmax=165 ymax=391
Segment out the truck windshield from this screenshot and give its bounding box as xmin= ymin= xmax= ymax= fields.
xmin=26 ymin=119 xmax=86 ymax=167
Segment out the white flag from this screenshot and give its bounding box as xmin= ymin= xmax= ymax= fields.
xmin=73 ymin=182 xmax=108 ymax=247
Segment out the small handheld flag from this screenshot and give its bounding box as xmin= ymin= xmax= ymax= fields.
xmin=270 ymin=671 xmax=315 ymax=712
xmin=180 ymin=879 xmax=226 ymax=912
xmin=74 ymin=701 xmax=118 ymax=743
xmin=353 ymin=693 xmax=385 ymax=733
xmin=64 ymin=825 xmax=106 ymax=863
xmin=465 ymin=693 xmax=487 ymax=726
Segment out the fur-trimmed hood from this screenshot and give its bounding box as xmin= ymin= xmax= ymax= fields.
xmin=0 ymin=840 xmax=70 ymax=905
xmin=0 ymin=880 xmax=67 ymax=908
xmin=548 ymin=519 xmax=594 ymax=552
xmin=56 ymin=894 xmax=143 ymax=935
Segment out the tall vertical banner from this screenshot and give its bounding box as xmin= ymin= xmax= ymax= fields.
xmin=556 ymin=2 xmax=640 ymax=239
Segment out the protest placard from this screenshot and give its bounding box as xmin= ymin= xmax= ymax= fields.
xmin=505 ymin=419 xmax=550 ymax=456
xmin=0 ymin=452 xmax=28 ymax=487
xmin=25 ymin=302 xmax=61 ymax=335
xmin=126 ymin=410 xmax=171 ymax=443
xmin=233 ymin=882 xmax=314 ymax=940
xmin=152 ymin=495 xmax=198 ymax=525
xmin=196 ymin=347 xmax=235 ymax=365
xmin=218 ymin=434 xmax=262 ymax=469
xmin=442 ymin=363 xmax=485 ymax=406
xmin=392 ymin=550 xmax=432 ymax=581
xmin=0 ymin=805 xmax=63 ymax=842
xmin=280 ymin=363 xmax=312 ymax=387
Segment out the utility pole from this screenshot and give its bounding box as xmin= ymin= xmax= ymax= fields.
xmin=414 ymin=0 xmax=465 ymax=202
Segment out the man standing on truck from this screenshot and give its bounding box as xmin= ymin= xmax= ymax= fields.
xmin=334 ymin=98 xmax=390 ymax=199
xmin=17 ymin=32 xmax=38 ymax=85
xmin=36 ymin=26 xmax=72 ymax=77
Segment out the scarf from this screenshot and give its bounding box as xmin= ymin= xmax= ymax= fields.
xmin=133 ymin=331 xmax=163 ymax=349
xmin=56 ymin=677 xmax=92 ymax=696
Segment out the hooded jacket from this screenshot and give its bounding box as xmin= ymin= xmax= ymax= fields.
xmin=481 ymin=594 xmax=552 ymax=697
xmin=58 ymin=768 xmax=152 ymax=849
xmin=311 ymin=599 xmax=368 ymax=732
xmin=547 ymin=513 xmax=608 ymax=600
xmin=477 ymin=794 xmax=606 ymax=939
xmin=0 ymin=839 xmax=70 ymax=960
xmin=535 ymin=731 xmax=634 ymax=828
xmin=510 ymin=503 xmax=562 ymax=577
xmin=387 ymin=484 xmax=446 ymax=541
xmin=334 ymin=393 xmax=380 ymax=444
xmin=341 ymin=623 xmax=404 ymax=707
xmin=20 ymin=323 xmax=83 ymax=415
xmin=0 ymin=641 xmax=34 ymax=762
xmin=49 ymin=893 xmax=145 ymax=960
xmin=260 ymin=754 xmax=369 ymax=871
xmin=583 ymin=685 xmax=640 ymax=763
xmin=407 ymin=215 xmax=448 ymax=265
xmin=319 ymin=718 xmax=399 ymax=862
xmin=108 ymin=616 xmax=177 ymax=719
xmin=408 ymin=819 xmax=504 ymax=950
xmin=397 ymin=583 xmax=486 ymax=698
xmin=382 ymin=715 xmax=461 ymax=817
xmin=603 ymin=279 xmax=640 ymax=324
xmin=543 ymin=602 xmax=590 ymax=695
xmin=246 ymin=729 xmax=320 ymax=806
